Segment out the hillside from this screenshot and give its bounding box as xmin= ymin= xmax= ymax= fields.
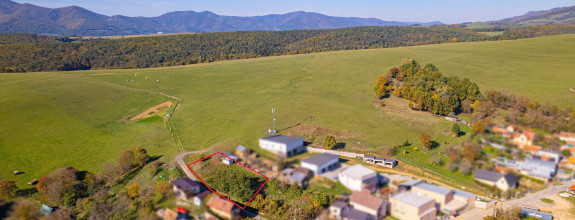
xmin=1 ymin=34 xmax=575 ymax=187
xmin=463 ymin=5 xmax=575 ymax=29
xmin=0 ymin=0 xmax=441 ymax=36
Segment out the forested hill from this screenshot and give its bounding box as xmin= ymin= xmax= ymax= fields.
xmin=0 ymin=26 xmax=486 ymax=72
xmin=2 ymin=25 xmax=575 ymax=73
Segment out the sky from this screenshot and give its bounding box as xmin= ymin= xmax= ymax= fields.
xmin=12 ymin=0 xmax=575 ymax=24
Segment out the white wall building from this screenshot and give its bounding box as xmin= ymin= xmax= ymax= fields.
xmin=301 ymin=153 xmax=339 ymax=175
xmin=259 ymin=135 xmax=305 ymax=157
xmin=338 ymin=164 xmax=378 ymax=192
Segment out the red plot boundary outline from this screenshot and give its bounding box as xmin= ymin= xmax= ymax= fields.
xmin=186 ymin=152 xmax=269 ymax=209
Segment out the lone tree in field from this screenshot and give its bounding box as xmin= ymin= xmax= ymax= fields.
xmin=419 ymin=132 xmax=432 ymax=149
xmin=323 ymin=135 xmax=337 ymax=150
xmin=451 ymin=123 xmax=460 ymax=137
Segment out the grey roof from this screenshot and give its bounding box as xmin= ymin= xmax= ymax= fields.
xmin=331 ymin=200 xmax=347 ymax=209
xmin=260 ymin=135 xmax=303 ymax=144
xmin=384 ymin=159 xmax=397 ymax=163
xmin=474 ymin=169 xmax=503 ymax=182
xmin=503 ymin=173 xmax=517 ymax=188
xmin=235 ymin=145 xmax=247 ymax=152
xmin=282 ymin=168 xmax=294 ymax=175
xmin=522 ymin=158 xmax=556 ymax=169
xmin=302 ymin=153 xmax=339 ymax=166
xmin=521 ymin=208 xmax=553 ymax=220
xmin=398 ymin=179 xmax=424 ymax=187
xmin=414 ymin=183 xmax=452 ymax=196
xmin=340 ymin=165 xmax=377 ymax=180
xmin=391 ymin=192 xmax=433 ymax=208
xmin=364 ymin=155 xmax=375 ymax=159
xmin=453 ymin=190 xmax=475 ymax=198
xmin=341 ymin=206 xmax=373 ymax=220
xmin=172 ymin=178 xmax=199 ymax=191
xmin=289 ymin=172 xmax=306 ymax=183
xmin=519 ymin=158 xmax=557 ymax=179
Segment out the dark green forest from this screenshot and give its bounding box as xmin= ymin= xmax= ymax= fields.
xmin=1 ymin=25 xmax=575 ymax=73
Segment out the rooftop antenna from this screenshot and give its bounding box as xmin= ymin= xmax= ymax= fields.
xmin=269 ymin=108 xmax=277 ymax=134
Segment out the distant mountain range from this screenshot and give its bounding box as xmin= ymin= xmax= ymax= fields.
xmin=0 ymin=0 xmax=442 ymax=36
xmin=463 ymin=5 xmax=575 ymax=29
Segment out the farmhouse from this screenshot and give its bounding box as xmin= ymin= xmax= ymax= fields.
xmin=338 ymin=165 xmax=378 ymax=192
xmin=473 ymin=169 xmax=517 ymax=191
xmin=259 ymin=135 xmax=305 ymax=157
xmin=206 ymin=196 xmax=241 ymax=220
xmin=390 ymin=192 xmax=436 ymax=220
xmin=172 ymin=177 xmax=201 ymax=201
xmin=350 ymin=191 xmax=387 ymax=219
xmin=301 ymin=153 xmax=339 ymax=175
xmin=411 ymin=182 xmax=453 ymax=211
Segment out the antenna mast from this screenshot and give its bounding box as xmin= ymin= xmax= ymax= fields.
xmin=269 ymin=108 xmax=277 ymax=134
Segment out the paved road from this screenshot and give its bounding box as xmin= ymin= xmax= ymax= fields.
xmin=457 ymin=180 xmax=575 ymax=219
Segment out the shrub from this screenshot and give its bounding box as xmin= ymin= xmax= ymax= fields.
xmin=323 ymin=135 xmax=337 ymax=150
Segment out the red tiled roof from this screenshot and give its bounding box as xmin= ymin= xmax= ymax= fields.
xmin=207 ymin=196 xmax=235 ymax=214
xmin=523 ymin=145 xmax=542 ymax=152
xmin=559 ymin=131 xmax=575 ymax=138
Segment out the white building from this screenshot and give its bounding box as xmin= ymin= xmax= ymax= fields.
xmin=259 ymin=135 xmax=305 ymax=158
xmin=301 ymin=153 xmax=339 ymax=175
xmin=338 ymin=165 xmax=378 ymax=192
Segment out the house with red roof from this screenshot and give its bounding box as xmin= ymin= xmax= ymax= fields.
xmin=512 ymin=131 xmax=535 ymax=147
xmin=206 ymin=196 xmax=241 ymax=220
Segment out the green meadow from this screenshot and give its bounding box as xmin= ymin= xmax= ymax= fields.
xmin=2 ymin=34 xmax=575 ymax=188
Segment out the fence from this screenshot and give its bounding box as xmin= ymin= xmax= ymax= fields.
xmin=306 ymin=147 xmax=365 ymax=159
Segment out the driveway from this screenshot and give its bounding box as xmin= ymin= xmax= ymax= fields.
xmin=174 ymin=150 xmax=209 ymax=181
xmin=320 ymin=164 xmax=349 ymax=181
xmin=457 ymin=180 xmax=575 ymax=220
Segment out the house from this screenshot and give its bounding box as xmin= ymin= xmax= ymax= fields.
xmin=512 ymin=131 xmax=535 ymax=147
xmin=289 ymin=167 xmax=312 ymax=186
xmin=568 ymin=185 xmax=575 ymax=195
xmin=411 ymin=183 xmax=453 ymax=211
xmin=329 ymin=200 xmax=374 ymax=220
xmin=156 ymin=209 xmax=178 ymax=220
xmin=517 ymin=158 xmax=557 ymax=181
xmin=350 ymin=191 xmax=387 ymax=219
xmin=222 ymin=152 xmax=239 ymax=165
xmin=557 ymin=131 xmax=575 ymax=142
xmin=172 ymin=177 xmax=201 ymax=200
xmin=390 ymin=192 xmax=436 ymax=220
xmin=235 ymin=145 xmax=250 ymax=159
xmin=522 ymin=145 xmax=542 ymax=153
xmin=301 ymin=153 xmax=339 ymax=175
xmin=491 ymin=124 xmax=515 ymax=138
xmin=194 ymin=191 xmax=211 ymax=206
xmin=206 ymin=196 xmax=241 ymax=220
xmin=259 ymin=135 xmax=305 ymax=158
xmin=363 ymin=156 xmax=398 ymax=168
xmin=534 ymin=149 xmax=561 ymax=163
xmin=473 ymin=169 xmax=517 ymax=191
xmin=338 ymin=165 xmax=379 ymax=192
xmin=397 ymin=179 xmax=424 ymax=191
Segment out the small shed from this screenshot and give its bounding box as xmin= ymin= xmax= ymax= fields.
xmin=235 ymin=145 xmax=250 ymax=159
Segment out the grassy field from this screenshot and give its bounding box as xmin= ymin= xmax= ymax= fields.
xmin=2 ymin=34 xmax=575 ymax=188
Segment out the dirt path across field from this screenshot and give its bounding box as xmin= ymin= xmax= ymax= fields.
xmin=130 ymin=100 xmax=173 ymax=121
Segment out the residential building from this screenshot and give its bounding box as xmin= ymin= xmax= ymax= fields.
xmin=411 ymin=183 xmax=453 ymax=211
xmin=350 ymin=191 xmax=387 ymax=219
xmin=235 ymin=145 xmax=250 ymax=159
xmin=473 ymin=169 xmax=517 ymax=191
xmin=156 ymin=209 xmax=178 ymax=220
xmin=289 ymin=167 xmax=312 ymax=186
xmin=329 ymin=200 xmax=374 ymax=220
xmin=390 ymin=192 xmax=436 ymax=220
xmin=491 ymin=124 xmax=515 ymax=138
xmin=259 ymin=135 xmax=305 ymax=157
xmin=194 ymin=191 xmax=210 ymax=206
xmin=339 ymin=165 xmax=378 ymax=192
xmin=172 ymin=177 xmax=201 ymax=200
xmin=301 ymin=153 xmax=339 ymax=175
xmin=534 ymin=149 xmax=561 ymax=163
xmin=512 ymin=131 xmax=535 ymax=147
xmin=557 ymin=131 xmax=575 ymax=142
xmin=397 ymin=179 xmax=424 ymax=191
xmin=206 ymin=196 xmax=241 ymax=220
xmin=444 ymin=190 xmax=475 ymax=215
xmin=517 ymin=158 xmax=557 ymax=181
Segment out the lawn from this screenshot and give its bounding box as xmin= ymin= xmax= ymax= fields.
xmin=2 ymin=34 xmax=575 ymax=189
